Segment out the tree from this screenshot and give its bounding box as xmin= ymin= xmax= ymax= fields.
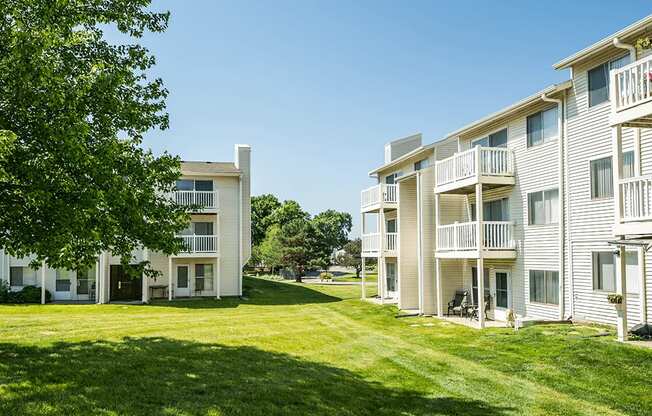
xmin=258 ymin=225 xmax=284 ymax=274
xmin=268 ymin=200 xmax=309 ymax=228
xmin=278 ymin=218 xmax=315 ymax=283
xmin=336 ymin=238 xmax=363 ymax=278
xmin=311 ymin=210 xmax=352 ymax=270
xmin=0 ymin=1 xmax=188 ymax=275
xmin=251 ymin=194 xmax=281 ymax=247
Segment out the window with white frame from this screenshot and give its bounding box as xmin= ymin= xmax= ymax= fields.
xmin=175 ymin=179 xmax=213 ymax=191
xmin=590 ymin=157 xmax=613 ymax=199
xmin=527 ymin=106 xmax=558 ymax=147
xmin=471 ymin=128 xmax=507 ymax=148
xmin=414 ymin=158 xmax=429 ymax=171
xmin=592 ymin=251 xmax=639 ymax=293
xmin=195 ymin=264 xmax=214 ymax=292
xmin=588 ymin=54 xmax=630 ymax=107
xmin=528 ymin=189 xmax=558 ymax=225
xmin=55 ymin=269 xmax=74 ymax=292
xmin=471 ymin=198 xmax=509 ymax=221
xmin=529 ymin=270 xmax=559 ymax=304
xmin=9 ymin=266 xmax=37 ymax=287
xmin=622 ymin=151 xmax=635 ymax=179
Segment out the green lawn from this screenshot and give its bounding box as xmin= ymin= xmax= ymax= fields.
xmin=333 ymin=272 xmax=376 ymax=282
xmin=0 ymin=277 xmax=650 ymax=415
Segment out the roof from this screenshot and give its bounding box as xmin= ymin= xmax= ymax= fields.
xmin=180 ymin=161 xmax=241 ymax=176
xmin=368 ymin=144 xmax=436 ymax=176
xmin=442 ymin=81 xmax=573 ymax=140
xmin=553 ymin=14 xmax=652 ymax=70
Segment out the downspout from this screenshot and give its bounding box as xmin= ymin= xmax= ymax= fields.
xmin=541 ymin=91 xmax=566 ymax=320
xmin=613 ymin=37 xmax=637 ymax=61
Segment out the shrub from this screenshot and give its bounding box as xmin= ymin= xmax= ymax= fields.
xmin=319 ymin=272 xmax=333 ymax=281
xmin=607 ymin=293 xmax=623 ymax=304
xmin=0 ymin=280 xmax=11 ymax=303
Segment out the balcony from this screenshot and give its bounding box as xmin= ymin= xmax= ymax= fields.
xmin=436 ymin=221 xmax=516 ymax=259
xmin=435 ymin=147 xmax=515 ymax=194
xmin=615 ymin=175 xmax=652 ymax=235
xmin=172 ymin=190 xmax=219 ymax=212
xmin=175 ymin=235 xmax=219 ymax=256
xmin=610 ymin=55 xmax=652 ymax=127
xmin=360 ymin=184 xmax=398 ymax=212
xmin=361 ymin=232 xmax=398 ymax=257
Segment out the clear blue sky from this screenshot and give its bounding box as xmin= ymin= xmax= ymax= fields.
xmin=132 ymin=1 xmax=650 ymax=237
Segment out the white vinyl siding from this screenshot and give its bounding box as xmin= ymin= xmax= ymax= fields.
xmin=587 ymin=54 xmax=630 ymax=107
xmin=592 ymin=251 xmax=639 ymax=293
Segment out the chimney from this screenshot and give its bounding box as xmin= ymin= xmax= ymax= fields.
xmin=235 ymin=144 xmax=252 ymax=273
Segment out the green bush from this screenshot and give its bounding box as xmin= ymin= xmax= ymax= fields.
xmin=0 ymin=283 xmax=52 ymax=304
xmin=319 ymin=272 xmax=333 ymax=281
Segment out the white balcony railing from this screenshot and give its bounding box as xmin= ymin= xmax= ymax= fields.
xmin=435 ymin=147 xmax=514 ymax=187
xmin=172 ymin=190 xmax=218 ymax=210
xmin=621 ymin=175 xmax=652 ymax=222
xmin=178 ymin=235 xmax=218 ymax=253
xmin=437 ymin=221 xmax=514 ymax=251
xmin=361 ymin=184 xmax=398 ymax=209
xmin=362 ymin=233 xmax=380 ymax=252
xmin=386 ymin=232 xmax=398 ymax=252
xmin=611 ymin=56 xmax=652 ymax=113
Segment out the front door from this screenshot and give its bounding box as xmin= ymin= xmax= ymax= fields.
xmin=110 ymin=265 xmax=143 ymax=301
xmin=492 ymin=270 xmax=511 ymax=321
xmin=176 ymin=265 xmax=190 ymax=297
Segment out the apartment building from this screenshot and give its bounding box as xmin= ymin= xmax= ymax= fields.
xmin=0 ymin=144 xmax=251 ymax=304
xmin=361 ymin=15 xmax=652 ymax=341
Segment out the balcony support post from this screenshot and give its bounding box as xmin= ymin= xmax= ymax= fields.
xmin=476 ymin=257 xmax=485 ymax=329
xmin=436 ymin=258 xmax=443 ymax=317
xmin=474 ymin=146 xmax=481 ymax=181
xmin=40 ymin=260 xmax=46 ymax=305
xmin=639 ymin=248 xmax=647 ymax=324
xmin=378 ymin=210 xmax=385 ymax=304
xmin=361 ymin=257 xmax=366 ymax=300
xmin=216 ymin=257 xmax=221 ymax=300
xmin=475 ymin=183 xmax=485 ymax=329
xmin=612 ymin=125 xmax=624 ymax=225
xmin=168 ymin=256 xmax=173 ymax=301
xmin=616 ymin=245 xmax=628 ymax=342
xmin=142 ymin=248 xmax=149 ymax=304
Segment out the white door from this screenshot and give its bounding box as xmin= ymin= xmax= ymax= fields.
xmin=176 ymin=265 xmax=190 ymax=297
xmin=54 ymin=270 xmax=73 ymax=301
xmin=385 ymin=262 xmax=398 ymax=299
xmin=492 ymin=270 xmax=511 ymax=321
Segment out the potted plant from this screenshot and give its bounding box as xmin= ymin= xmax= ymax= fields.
xmin=635 ymin=36 xmax=652 ymax=52
xmin=607 ymin=293 xmax=624 ymax=311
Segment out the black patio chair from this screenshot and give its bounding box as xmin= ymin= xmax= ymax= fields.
xmin=448 ymin=290 xmax=469 ymax=317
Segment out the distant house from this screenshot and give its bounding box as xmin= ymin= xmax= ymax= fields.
xmin=0 ymin=144 xmax=251 ymax=303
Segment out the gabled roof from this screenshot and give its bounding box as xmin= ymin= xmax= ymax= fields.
xmin=368 ymin=144 xmax=436 ymax=177
xmin=553 ymin=14 xmax=652 ymax=70
xmin=442 ymin=81 xmax=572 ymax=140
xmin=181 ymin=161 xmax=241 ymax=176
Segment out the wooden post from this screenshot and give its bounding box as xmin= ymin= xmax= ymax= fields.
xmin=436 ymin=258 xmax=443 ymax=317
xmin=142 ymin=248 xmax=149 ymax=304
xmin=612 ymin=125 xmax=624 ymax=225
xmin=168 ymin=257 xmax=173 ymax=301
xmin=616 ymin=245 xmax=628 ymax=342
xmin=40 ymin=261 xmax=46 ymax=305
xmin=361 ymin=257 xmax=366 ymax=300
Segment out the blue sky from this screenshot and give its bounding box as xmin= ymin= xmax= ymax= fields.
xmin=132 ymin=1 xmax=650 ymax=237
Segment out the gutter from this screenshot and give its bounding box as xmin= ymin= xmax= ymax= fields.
xmin=613 ymin=37 xmax=637 ymax=61
xmin=541 ymin=91 xmax=566 ymax=321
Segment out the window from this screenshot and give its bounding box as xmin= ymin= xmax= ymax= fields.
xmin=472 ymin=128 xmax=507 ymax=148
xmin=385 ymin=173 xmax=398 ymax=184
xmin=10 ymin=266 xmax=36 ymax=287
xmin=528 ymin=189 xmax=558 ymax=225
xmin=386 ymin=219 xmax=397 ymax=233
xmin=588 ymin=55 xmax=630 ymax=107
xmin=529 ymin=270 xmax=559 ymax=304
xmin=193 ymin=222 xmax=214 ymax=235
xmin=623 ymin=151 xmax=635 ymax=179
xmin=195 ymin=264 xmax=214 ymax=291
xmin=495 ymin=272 xmax=509 ymax=308
xmin=414 ymin=159 xmax=429 ymax=171
xmin=593 ymin=251 xmax=639 ymax=293
xmin=527 ymin=106 xmax=558 ymax=147
xmin=55 ymin=269 xmax=73 ymax=292
xmin=175 ymin=179 xmax=213 ymax=191
xmin=471 ymin=198 xmax=509 ymax=221
xmin=590 ymin=157 xmax=613 ymax=199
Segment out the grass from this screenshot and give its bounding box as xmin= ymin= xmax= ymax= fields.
xmin=333 ymin=272 xmax=377 ymax=282
xmin=0 ymin=277 xmax=650 ymax=415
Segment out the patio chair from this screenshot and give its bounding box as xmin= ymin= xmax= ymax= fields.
xmin=448 ymin=291 xmax=469 ymax=316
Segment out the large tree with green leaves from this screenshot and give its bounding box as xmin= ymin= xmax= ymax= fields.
xmin=278 ymin=218 xmax=315 ymax=283
xmin=251 ymin=194 xmax=281 ymax=247
xmin=0 ymin=1 xmax=188 ymax=274
xmin=311 ymin=210 xmax=352 ymax=269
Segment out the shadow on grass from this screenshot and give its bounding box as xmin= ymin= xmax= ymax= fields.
xmin=0 ymin=337 xmax=513 ymax=416
xmin=147 ymin=276 xmax=342 ymax=309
